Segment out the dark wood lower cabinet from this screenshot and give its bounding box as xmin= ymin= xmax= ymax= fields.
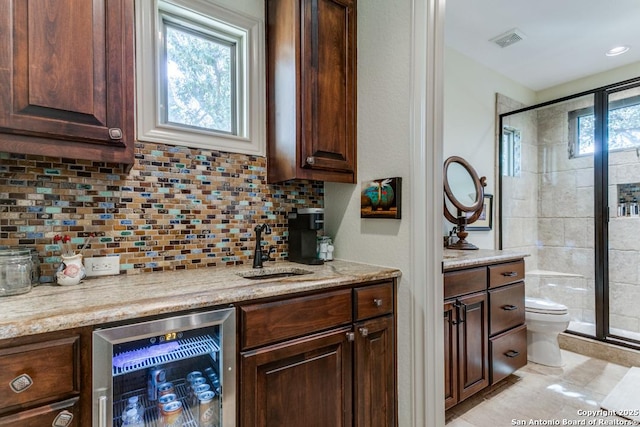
xmin=444 ymin=258 xmax=528 ymax=410
xmin=241 ymin=328 xmax=353 ymax=427
xmin=0 ymin=328 xmax=91 ymax=427
xmin=444 ymin=291 xmax=489 ymax=410
xmin=239 ymin=280 xmax=397 ymax=427
xmin=354 ymin=315 xmax=395 ymax=427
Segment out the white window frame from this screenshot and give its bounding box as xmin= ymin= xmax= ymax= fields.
xmin=135 ymin=0 xmax=265 ymax=156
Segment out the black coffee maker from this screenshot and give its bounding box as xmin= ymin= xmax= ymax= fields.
xmin=288 ymin=208 xmax=324 ymax=265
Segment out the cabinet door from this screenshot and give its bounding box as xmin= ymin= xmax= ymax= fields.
xmin=457 ymin=292 xmax=489 ymax=402
xmin=241 ymin=327 xmax=353 ymax=427
xmin=300 ymin=0 xmax=356 ymax=178
xmin=354 ymin=315 xmax=395 ymax=427
xmin=443 ymin=300 xmax=458 ymax=410
xmin=0 ymin=0 xmax=134 ymax=164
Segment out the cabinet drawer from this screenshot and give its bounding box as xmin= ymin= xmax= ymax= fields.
xmin=0 ymin=337 xmax=79 ymax=411
xmin=488 ymin=260 xmax=524 ymax=289
xmin=354 ymin=282 xmax=394 ymax=321
xmin=444 ymin=267 xmax=486 ymax=299
xmin=0 ymin=397 xmax=79 ymax=427
xmin=490 ymin=324 xmax=527 ymax=385
xmin=489 ymin=282 xmax=525 ymax=336
xmin=240 ymin=289 xmax=352 ymax=349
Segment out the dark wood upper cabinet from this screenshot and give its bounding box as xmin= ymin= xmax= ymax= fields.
xmin=0 ymin=0 xmax=135 ymax=165
xmin=266 ymin=0 xmax=357 ymax=183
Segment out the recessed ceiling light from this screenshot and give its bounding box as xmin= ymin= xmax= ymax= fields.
xmin=606 ymin=46 xmax=630 ymax=57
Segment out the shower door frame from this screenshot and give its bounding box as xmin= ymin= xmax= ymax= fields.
xmin=498 ymin=76 xmax=640 ymax=351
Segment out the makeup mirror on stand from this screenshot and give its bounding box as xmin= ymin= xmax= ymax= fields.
xmin=443 ymin=156 xmax=487 ymax=250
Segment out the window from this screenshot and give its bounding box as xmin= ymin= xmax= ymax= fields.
xmin=136 ymin=0 xmax=265 ymax=155
xmin=502 ymin=126 xmax=521 ymax=177
xmin=569 ymin=95 xmax=640 ymax=158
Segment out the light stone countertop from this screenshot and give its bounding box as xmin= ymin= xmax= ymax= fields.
xmin=442 ymin=249 xmax=530 ymax=271
xmin=0 ymin=260 xmax=401 ymax=340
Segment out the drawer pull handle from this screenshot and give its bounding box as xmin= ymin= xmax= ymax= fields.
xmin=359 ymin=327 xmax=369 ymax=337
xmin=505 ymin=350 xmax=520 ymax=358
xmin=502 ymin=304 xmax=518 ymax=311
xmin=9 ymin=373 xmax=33 ymax=393
xmin=501 ymin=271 xmax=518 ymax=277
xmin=346 ymin=332 xmax=355 ymax=342
xmin=53 ymin=410 xmax=74 ymax=427
xmin=373 ymin=298 xmax=383 ymax=307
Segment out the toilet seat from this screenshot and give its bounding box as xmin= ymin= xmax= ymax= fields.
xmin=525 ymin=297 xmax=568 ymax=315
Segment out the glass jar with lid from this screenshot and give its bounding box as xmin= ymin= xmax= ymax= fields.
xmin=0 ymin=248 xmax=33 ymax=296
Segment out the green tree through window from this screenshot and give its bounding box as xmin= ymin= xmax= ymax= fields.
xmin=573 ymin=96 xmax=640 ymax=156
xmin=165 ymin=22 xmax=235 ymax=134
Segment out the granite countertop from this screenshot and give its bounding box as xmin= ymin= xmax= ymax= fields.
xmin=0 ymin=260 xmax=401 ymax=340
xmin=442 ymin=249 xmax=529 ymax=271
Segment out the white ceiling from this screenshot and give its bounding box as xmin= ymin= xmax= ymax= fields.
xmin=445 ymin=0 xmax=640 ymax=91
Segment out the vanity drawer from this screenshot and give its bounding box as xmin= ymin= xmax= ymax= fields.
xmin=354 ymin=281 xmax=394 ymax=321
xmin=488 ymin=260 xmax=524 ymax=289
xmin=240 ymin=289 xmax=352 ymax=349
xmin=444 ymin=267 xmax=486 ymax=299
xmin=490 ymin=324 xmax=527 ymax=385
xmin=0 ymin=336 xmax=80 ymax=411
xmin=489 ymin=282 xmax=525 ymax=336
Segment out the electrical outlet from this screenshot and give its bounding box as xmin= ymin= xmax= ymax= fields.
xmin=84 ymin=255 xmax=120 ymax=277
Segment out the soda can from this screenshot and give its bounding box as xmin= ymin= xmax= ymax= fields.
xmin=157 ymin=382 xmax=174 ymax=397
xmin=147 ymin=367 xmax=166 ymax=401
xmin=161 ymin=400 xmax=183 ymax=427
xmin=198 ymin=390 xmax=217 ymax=427
xmin=188 ymin=376 xmax=207 ymax=406
xmin=157 ymin=393 xmax=177 ymax=423
xmin=186 ymin=370 xmax=202 ymax=383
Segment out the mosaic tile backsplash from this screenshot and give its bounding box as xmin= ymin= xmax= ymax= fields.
xmin=0 ymin=142 xmax=323 ymax=283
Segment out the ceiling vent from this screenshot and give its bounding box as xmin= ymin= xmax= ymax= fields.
xmin=490 ymin=28 xmax=526 ymax=48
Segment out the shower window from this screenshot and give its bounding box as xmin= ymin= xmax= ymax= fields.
xmin=569 ymin=94 xmax=640 ymax=158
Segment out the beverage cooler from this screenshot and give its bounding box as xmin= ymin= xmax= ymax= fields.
xmin=92 ymin=307 xmax=236 ymax=427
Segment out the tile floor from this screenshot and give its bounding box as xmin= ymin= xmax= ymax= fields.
xmin=445 ymin=350 xmax=638 ymax=426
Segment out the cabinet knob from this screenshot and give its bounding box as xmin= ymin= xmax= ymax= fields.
xmin=359 ymin=327 xmax=369 ymax=337
xmin=346 ymin=331 xmax=355 ymax=342
xmin=306 ymin=156 xmax=316 ymax=165
xmin=108 ymin=128 xmax=123 ymax=140
xmin=9 ymin=373 xmax=33 ymax=393
xmin=373 ymin=298 xmax=383 ymax=307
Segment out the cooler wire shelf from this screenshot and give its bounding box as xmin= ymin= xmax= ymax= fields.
xmin=113 ymin=335 xmax=220 ymax=376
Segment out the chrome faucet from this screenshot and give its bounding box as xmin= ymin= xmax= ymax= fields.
xmin=253 ymin=224 xmax=274 ymax=268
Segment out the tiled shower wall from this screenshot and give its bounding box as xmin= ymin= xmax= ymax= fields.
xmin=0 ymin=142 xmax=323 ymax=282
xmin=501 ymin=87 xmax=640 ymax=335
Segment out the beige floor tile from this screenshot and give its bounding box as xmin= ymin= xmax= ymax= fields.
xmin=445 ymin=349 xmax=634 ymax=427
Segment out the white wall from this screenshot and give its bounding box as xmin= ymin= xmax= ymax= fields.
xmin=324 ymin=0 xmax=415 ymax=424
xmin=443 ymin=47 xmax=536 ymax=249
xmin=537 ymin=61 xmax=640 ymax=103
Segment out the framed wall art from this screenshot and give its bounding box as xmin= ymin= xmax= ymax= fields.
xmin=467 ymin=194 xmax=493 ymax=230
xmin=360 ymin=177 xmax=402 ymax=219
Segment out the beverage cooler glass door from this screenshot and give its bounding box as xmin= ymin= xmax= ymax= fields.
xmin=92 ymin=307 xmax=236 ymax=427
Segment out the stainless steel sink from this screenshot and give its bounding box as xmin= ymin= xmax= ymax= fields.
xmin=236 ymin=267 xmax=313 ymax=280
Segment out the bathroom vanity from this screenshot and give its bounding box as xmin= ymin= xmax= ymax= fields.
xmin=443 ymin=249 xmax=528 ymax=409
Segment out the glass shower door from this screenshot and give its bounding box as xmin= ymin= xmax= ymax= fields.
xmin=606 ymin=82 xmax=640 ymax=345
xmin=500 ymin=94 xmax=596 ymax=337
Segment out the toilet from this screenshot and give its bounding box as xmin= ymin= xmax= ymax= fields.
xmin=524 ymin=297 xmax=570 ymax=367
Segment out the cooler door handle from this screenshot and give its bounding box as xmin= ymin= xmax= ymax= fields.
xmin=99 ymin=395 xmax=108 ymax=427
